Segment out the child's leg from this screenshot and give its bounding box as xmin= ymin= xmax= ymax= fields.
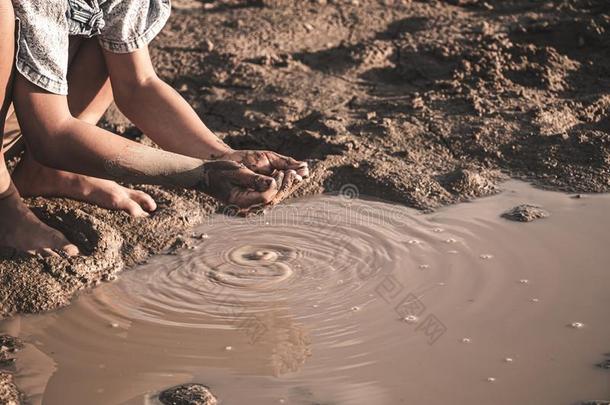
xmin=0 ymin=0 xmax=78 ymax=257
xmin=11 ymin=38 xmax=156 ymax=217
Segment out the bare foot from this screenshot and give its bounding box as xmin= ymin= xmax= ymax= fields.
xmin=12 ymin=152 xmax=157 ymax=217
xmin=0 ymin=185 xmax=79 ymax=258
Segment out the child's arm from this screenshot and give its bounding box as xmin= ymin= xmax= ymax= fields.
xmin=103 ymin=47 xmax=308 ymax=177
xmin=13 ymin=76 xmax=278 ymax=208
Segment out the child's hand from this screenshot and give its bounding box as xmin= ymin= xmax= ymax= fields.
xmin=220 ymin=150 xmax=309 ymax=178
xmin=199 ymin=160 xmax=278 ymax=208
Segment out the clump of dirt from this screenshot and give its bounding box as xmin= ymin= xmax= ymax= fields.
xmin=159 ymin=384 xmax=218 ymax=405
xmin=502 ymin=204 xmax=550 ymax=222
xmin=0 ymin=335 xmax=22 ymax=366
xmin=0 ymin=373 xmax=22 ymax=405
xmin=440 ymin=167 xmax=500 ymax=200
xmin=0 ymin=336 xmax=24 ymax=404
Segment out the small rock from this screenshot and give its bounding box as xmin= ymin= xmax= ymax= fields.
xmin=502 ymin=204 xmax=549 ymax=222
xmin=203 ymin=39 xmax=214 ymax=52
xmin=0 ymin=335 xmax=23 ymax=366
xmin=569 ymin=322 xmax=585 ymax=329
xmin=159 ymin=384 xmax=218 ymax=405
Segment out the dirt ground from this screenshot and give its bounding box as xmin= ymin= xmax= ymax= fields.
xmin=1 ymin=0 xmax=609 ymax=402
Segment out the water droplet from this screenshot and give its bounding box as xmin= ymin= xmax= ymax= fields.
xmin=487 ymin=377 xmax=496 ymax=382
xmin=225 ymin=346 xmax=233 ymax=351
xmin=519 ymin=279 xmax=529 ymax=284
xmin=403 ymin=315 xmax=418 ymax=323
xmin=419 ymin=264 xmax=430 ymax=269
xmin=461 ymin=337 xmax=471 ymax=343
xmin=480 ymin=254 xmax=493 ymax=260
xmin=504 ymin=357 xmax=514 ymax=363
xmin=569 ymin=322 xmax=584 ymax=329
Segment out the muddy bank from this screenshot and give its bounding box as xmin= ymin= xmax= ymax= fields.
xmin=1 ymin=0 xmax=609 ymax=401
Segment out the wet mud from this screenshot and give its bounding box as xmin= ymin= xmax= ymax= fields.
xmin=1 ymin=0 xmax=610 ymax=402
xmin=2 ymin=181 xmax=610 ymax=405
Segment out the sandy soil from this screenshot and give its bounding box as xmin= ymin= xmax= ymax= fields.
xmin=1 ymin=0 xmax=609 ymax=401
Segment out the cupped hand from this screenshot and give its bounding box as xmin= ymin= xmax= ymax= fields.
xmin=199 ymin=160 xmax=278 ymax=208
xmin=221 ymin=150 xmax=309 ymax=178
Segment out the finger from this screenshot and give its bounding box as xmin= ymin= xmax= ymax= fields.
xmin=229 ymin=181 xmax=280 ymax=208
xmin=129 ymin=189 xmax=157 ymax=212
xmin=230 ymin=168 xmax=277 ymax=192
xmin=269 ymin=170 xmax=299 ymax=206
xmin=273 ymin=170 xmax=285 ymax=190
xmin=267 ymin=152 xmax=308 ymax=173
xmin=295 ymin=162 xmax=309 ymax=178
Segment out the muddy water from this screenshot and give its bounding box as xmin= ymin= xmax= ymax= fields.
xmin=2 ymin=181 xmax=610 ymax=405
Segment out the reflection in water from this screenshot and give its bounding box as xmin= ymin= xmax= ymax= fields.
xmin=2 ymin=181 xmax=610 ymax=405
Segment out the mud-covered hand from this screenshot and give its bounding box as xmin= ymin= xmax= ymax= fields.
xmin=221 ymin=150 xmax=309 ymax=178
xmin=198 ymin=160 xmax=278 ymax=208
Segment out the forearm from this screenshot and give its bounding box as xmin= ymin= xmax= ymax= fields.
xmin=14 ymin=74 xmax=209 ymax=188
xmin=41 ymin=118 xmax=206 ymax=188
xmin=114 ymin=77 xmax=232 ymax=159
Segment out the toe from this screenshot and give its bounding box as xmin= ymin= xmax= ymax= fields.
xmin=123 ymin=199 xmax=149 ymax=218
xmin=61 ymin=243 xmax=80 ymax=257
xmin=40 ymin=248 xmax=61 ymax=258
xmin=129 ymin=189 xmax=157 ymax=212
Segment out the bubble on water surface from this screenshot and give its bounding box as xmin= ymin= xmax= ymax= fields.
xmin=403 ymin=315 xmax=418 ymax=323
